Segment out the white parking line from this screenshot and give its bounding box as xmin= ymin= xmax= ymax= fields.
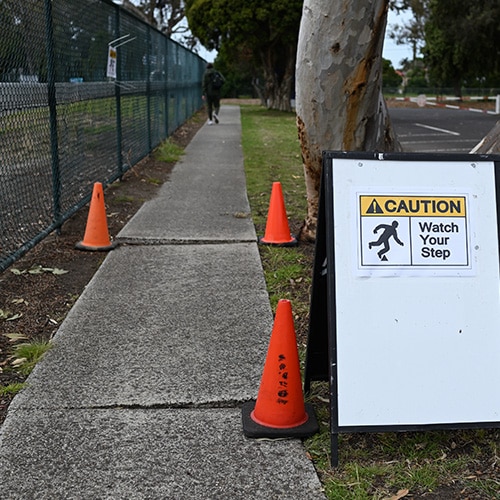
xmin=414 ymin=123 xmax=461 ymax=136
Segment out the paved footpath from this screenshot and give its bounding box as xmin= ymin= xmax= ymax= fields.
xmin=0 ymin=106 xmax=326 ymax=499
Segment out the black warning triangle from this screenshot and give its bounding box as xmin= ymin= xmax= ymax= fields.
xmin=366 ymin=198 xmax=384 ymax=214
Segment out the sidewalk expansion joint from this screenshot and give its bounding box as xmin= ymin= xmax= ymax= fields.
xmin=115 ymin=238 xmax=257 ymax=246
xmin=77 ymin=400 xmax=248 ymax=411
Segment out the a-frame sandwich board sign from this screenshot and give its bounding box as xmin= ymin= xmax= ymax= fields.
xmin=305 ymin=151 xmax=500 ymax=467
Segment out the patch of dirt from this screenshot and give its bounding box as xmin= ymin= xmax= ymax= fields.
xmin=0 ymin=110 xmax=206 ymax=424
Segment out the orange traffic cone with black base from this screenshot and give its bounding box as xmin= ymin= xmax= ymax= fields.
xmin=259 ymin=182 xmax=297 ymax=247
xmin=76 ymin=182 xmax=116 ymax=251
xmin=242 ymin=299 xmax=318 ymax=438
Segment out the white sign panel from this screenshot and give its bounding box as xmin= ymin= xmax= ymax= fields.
xmin=330 ymin=157 xmax=500 ymax=428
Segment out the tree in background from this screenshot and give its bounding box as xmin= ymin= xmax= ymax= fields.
xmin=382 ymin=59 xmax=403 ymax=90
xmin=213 ymin=44 xmax=262 ymax=101
xmin=121 ymin=0 xmax=189 ymax=37
xmin=0 ymin=1 xmax=46 ymax=81
xmin=296 ymin=0 xmax=400 ymax=241
xmin=388 ymin=0 xmax=427 ymax=66
xmin=423 ymin=0 xmax=500 ymax=95
xmin=185 ymin=0 xmax=303 ymax=111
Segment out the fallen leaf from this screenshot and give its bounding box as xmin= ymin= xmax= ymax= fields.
xmin=315 ymin=395 xmax=329 ymax=403
xmin=11 ymin=357 xmax=27 ymax=367
xmin=3 ymin=333 xmax=28 ymax=342
xmin=12 ymin=298 xmax=28 ymax=305
xmin=384 ymin=489 xmax=409 ymax=500
xmin=0 ymin=309 xmax=12 ymax=319
xmin=10 ymin=268 xmax=25 ymax=275
xmin=233 ymin=212 xmax=249 ymax=219
xmin=51 ymin=268 xmax=69 ymax=275
xmin=6 ymin=313 xmax=22 ymax=321
xmin=28 ymin=265 xmax=44 ymax=274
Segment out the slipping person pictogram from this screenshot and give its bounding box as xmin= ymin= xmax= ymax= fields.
xmin=368 ymin=220 xmax=404 ymax=261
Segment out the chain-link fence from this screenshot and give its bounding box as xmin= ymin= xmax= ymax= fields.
xmin=0 ymin=0 xmax=205 ymax=272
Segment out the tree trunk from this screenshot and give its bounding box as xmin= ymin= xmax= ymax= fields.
xmin=471 ymin=120 xmax=500 ymax=154
xmin=295 ymin=0 xmax=400 ymax=241
xmin=252 ymin=78 xmax=267 ymax=107
xmin=261 ymin=45 xmax=296 ymax=112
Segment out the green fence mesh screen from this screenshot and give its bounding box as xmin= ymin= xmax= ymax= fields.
xmin=0 ymin=0 xmax=205 ymax=271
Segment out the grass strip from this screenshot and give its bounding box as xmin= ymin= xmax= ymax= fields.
xmin=240 ymin=103 xmax=499 ymax=500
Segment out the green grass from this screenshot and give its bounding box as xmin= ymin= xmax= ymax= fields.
xmin=240 ymin=105 xmax=305 ymax=228
xmin=240 ymin=102 xmax=500 ymax=500
xmin=11 ymin=340 xmax=52 ymax=376
xmin=155 ymin=138 xmax=185 ymax=163
xmin=147 ymin=177 xmax=162 ymax=185
xmin=0 ymin=383 xmax=26 ymax=396
xmin=113 ymin=194 xmax=136 ymax=203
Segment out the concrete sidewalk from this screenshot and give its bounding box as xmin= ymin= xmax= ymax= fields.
xmin=0 ymin=105 xmax=325 ymax=499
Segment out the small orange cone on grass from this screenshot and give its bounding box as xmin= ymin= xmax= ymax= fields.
xmin=76 ymin=182 xmax=116 ymax=251
xmin=242 ymin=299 xmax=318 ymax=438
xmin=259 ymin=182 xmax=297 ymax=246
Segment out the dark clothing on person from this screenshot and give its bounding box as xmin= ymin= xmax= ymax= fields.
xmin=202 ymin=65 xmax=224 ymax=124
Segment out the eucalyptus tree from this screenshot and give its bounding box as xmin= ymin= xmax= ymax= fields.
xmin=295 ymin=0 xmax=400 ymax=240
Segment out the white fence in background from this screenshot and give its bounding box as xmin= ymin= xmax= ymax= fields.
xmin=396 ymin=95 xmax=500 ymax=115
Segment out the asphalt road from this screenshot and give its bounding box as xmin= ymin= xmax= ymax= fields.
xmin=389 ymin=107 xmax=499 ymax=153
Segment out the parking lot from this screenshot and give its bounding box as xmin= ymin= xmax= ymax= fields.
xmin=389 ymin=106 xmax=499 ymax=153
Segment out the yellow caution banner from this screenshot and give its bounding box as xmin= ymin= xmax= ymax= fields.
xmin=360 ymin=195 xmax=466 ymax=217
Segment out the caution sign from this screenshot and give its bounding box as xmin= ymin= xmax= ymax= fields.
xmin=358 ymin=194 xmax=471 ymax=273
xmin=305 ymin=152 xmax=500 ymax=468
xmin=106 ymin=46 xmax=117 ymax=79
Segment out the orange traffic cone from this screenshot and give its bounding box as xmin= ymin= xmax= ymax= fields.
xmin=242 ymin=299 xmax=318 ymax=438
xmin=76 ymin=182 xmax=116 ymax=251
xmin=259 ymin=182 xmax=297 ymax=246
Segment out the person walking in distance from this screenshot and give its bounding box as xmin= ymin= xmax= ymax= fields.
xmin=202 ymin=63 xmax=225 ymax=125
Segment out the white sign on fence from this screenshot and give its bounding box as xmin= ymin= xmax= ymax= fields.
xmin=106 ymin=46 xmax=117 ymax=79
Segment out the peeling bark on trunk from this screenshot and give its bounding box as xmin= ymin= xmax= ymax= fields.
xmin=295 ymin=0 xmax=401 ymax=241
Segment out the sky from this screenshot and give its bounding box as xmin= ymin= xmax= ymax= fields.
xmin=383 ymin=8 xmax=415 ymax=68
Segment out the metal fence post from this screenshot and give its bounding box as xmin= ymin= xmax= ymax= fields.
xmin=114 ymin=6 xmax=124 ymax=177
xmin=165 ymin=37 xmax=169 ymax=136
xmin=44 ymin=0 xmax=62 ymax=227
xmin=146 ymin=26 xmax=152 ymax=152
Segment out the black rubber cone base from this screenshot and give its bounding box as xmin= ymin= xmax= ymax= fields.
xmin=242 ymin=401 xmax=319 ymax=439
xmin=258 ymin=236 xmax=298 ymax=247
xmin=75 ymin=241 xmax=117 ymax=252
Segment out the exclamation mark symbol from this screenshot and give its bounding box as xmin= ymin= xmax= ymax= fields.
xmin=367 ymin=199 xmax=383 ymax=214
